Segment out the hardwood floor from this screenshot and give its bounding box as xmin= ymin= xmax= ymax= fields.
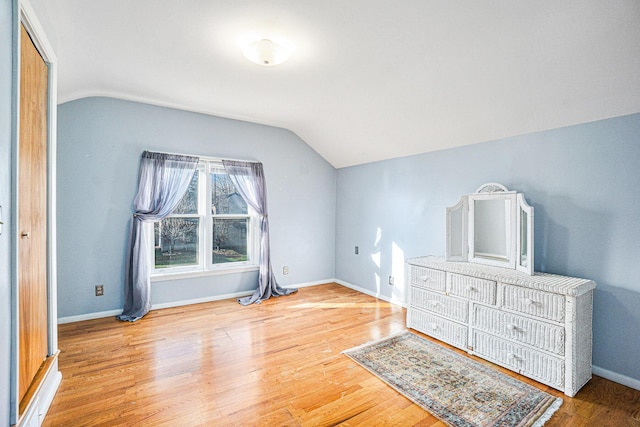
xmin=44 ymin=283 xmax=640 ymax=426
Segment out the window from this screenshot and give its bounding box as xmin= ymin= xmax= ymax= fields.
xmin=211 ymin=169 xmax=249 ymax=264
xmin=152 ymin=160 xmax=257 ymax=276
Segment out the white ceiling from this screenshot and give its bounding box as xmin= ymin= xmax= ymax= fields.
xmin=31 ymin=0 xmax=640 ymax=168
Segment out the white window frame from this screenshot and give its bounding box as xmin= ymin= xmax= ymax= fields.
xmin=151 ymin=158 xmax=259 ymax=280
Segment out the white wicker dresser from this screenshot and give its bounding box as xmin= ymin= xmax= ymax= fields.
xmin=406 ymin=256 xmax=596 ymax=397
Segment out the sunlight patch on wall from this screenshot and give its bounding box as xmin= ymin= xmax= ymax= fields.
xmin=372 ymin=227 xmax=382 ymax=294
xmin=391 ymin=241 xmax=405 ymax=303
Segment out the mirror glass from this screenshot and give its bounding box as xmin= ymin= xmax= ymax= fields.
xmin=473 ymin=198 xmax=509 ymax=261
xmin=519 ymin=209 xmax=528 ymax=268
xmin=449 ymin=203 xmax=464 ymax=258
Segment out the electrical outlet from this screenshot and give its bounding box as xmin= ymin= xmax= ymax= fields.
xmin=388 ymin=276 xmax=394 ymax=286
xmin=95 ymin=284 xmax=104 ymax=296
xmin=355 ymin=246 xmax=359 ymax=255
xmin=283 ymin=266 xmax=289 ymax=275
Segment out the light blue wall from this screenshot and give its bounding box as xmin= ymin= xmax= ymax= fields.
xmin=0 ymin=0 xmax=14 ymax=423
xmin=56 ymin=97 xmax=336 ymax=318
xmin=336 ymin=113 xmax=640 ymax=384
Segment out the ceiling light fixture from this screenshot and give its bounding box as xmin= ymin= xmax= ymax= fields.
xmin=242 ymin=39 xmax=290 ymax=66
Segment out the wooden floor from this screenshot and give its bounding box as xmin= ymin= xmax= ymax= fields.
xmin=44 ymin=283 xmax=640 ymax=426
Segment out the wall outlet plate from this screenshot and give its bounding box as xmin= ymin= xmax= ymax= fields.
xmin=95 ymin=284 xmax=104 ymax=296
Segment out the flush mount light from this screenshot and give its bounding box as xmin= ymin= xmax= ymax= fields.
xmin=242 ymin=39 xmax=290 ymax=66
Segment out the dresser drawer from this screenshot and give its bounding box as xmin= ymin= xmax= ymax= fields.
xmin=473 ymin=305 xmax=565 ymax=355
xmin=410 ymin=287 xmax=468 ymax=324
xmin=473 ymin=331 xmax=565 ymax=389
xmin=448 ymin=273 xmax=496 ymax=305
xmin=408 ymin=308 xmax=467 ymax=350
xmin=409 ymin=266 xmax=446 ymax=291
xmin=500 ymin=285 xmax=565 ymax=322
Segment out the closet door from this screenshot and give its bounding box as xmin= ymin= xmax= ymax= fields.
xmin=18 ymin=23 xmax=49 ymax=407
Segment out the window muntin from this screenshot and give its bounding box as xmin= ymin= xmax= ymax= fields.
xmin=152 ymin=160 xmax=256 ymax=275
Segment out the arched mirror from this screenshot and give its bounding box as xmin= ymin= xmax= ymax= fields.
xmin=445 ymin=183 xmax=534 ymax=275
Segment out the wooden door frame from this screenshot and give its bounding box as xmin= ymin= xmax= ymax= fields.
xmin=10 ymin=0 xmax=60 ymax=424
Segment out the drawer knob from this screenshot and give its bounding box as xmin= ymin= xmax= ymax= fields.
xmin=523 ymin=298 xmax=535 ymax=306
xmin=421 ymin=276 xmax=430 ymax=282
xmin=428 ymin=300 xmax=441 ymax=307
xmin=507 ymin=353 xmax=522 ymax=362
xmin=504 ymin=323 xmax=526 ymax=333
xmin=429 ymin=323 xmax=438 ymax=331
xmin=468 ymin=286 xmax=477 ymax=292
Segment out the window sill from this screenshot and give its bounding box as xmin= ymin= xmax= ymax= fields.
xmin=151 ymin=265 xmax=260 ymax=282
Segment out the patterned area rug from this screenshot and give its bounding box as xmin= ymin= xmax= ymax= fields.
xmin=343 ymin=332 xmax=562 ymax=427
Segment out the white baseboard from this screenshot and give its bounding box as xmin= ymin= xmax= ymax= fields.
xmin=57 ymin=279 xmax=332 ymax=324
xmin=151 ymin=290 xmax=253 ymax=310
xmin=334 ymin=279 xmax=406 ymax=308
xmin=152 ymin=279 xmax=331 ymax=311
xmin=285 ymin=278 xmax=335 ymax=289
xmin=592 ymin=365 xmax=640 ymax=391
xmin=19 ymin=358 xmax=61 ymax=426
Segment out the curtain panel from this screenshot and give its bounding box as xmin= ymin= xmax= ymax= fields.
xmin=222 ymin=160 xmax=297 ymax=305
xmin=117 ymin=151 xmax=199 ymax=322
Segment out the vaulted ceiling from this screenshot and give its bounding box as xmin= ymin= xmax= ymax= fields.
xmin=30 ymin=0 xmax=640 ymax=168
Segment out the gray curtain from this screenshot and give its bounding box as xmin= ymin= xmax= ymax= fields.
xmin=223 ymin=160 xmax=297 ymax=305
xmin=117 ymin=151 xmax=199 ymax=322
